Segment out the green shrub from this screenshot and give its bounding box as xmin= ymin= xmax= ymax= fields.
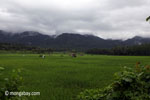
xmin=0 ymin=67 xmax=27 ymax=100
xmin=77 ymin=63 xmax=150 ymax=100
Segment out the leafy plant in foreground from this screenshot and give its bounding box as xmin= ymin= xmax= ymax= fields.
xmin=0 ymin=67 xmax=27 ymax=100
xmin=77 ymin=63 xmax=150 ymax=100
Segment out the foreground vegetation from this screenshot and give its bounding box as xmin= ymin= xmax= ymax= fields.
xmin=78 ymin=63 xmax=150 ymax=100
xmin=0 ymin=67 xmax=27 ymax=100
xmin=0 ymin=54 xmax=150 ymax=100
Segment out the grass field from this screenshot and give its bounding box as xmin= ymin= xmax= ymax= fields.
xmin=0 ymin=53 xmax=150 ymax=100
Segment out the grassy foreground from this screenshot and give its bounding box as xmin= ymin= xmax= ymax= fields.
xmin=0 ymin=54 xmax=150 ymax=100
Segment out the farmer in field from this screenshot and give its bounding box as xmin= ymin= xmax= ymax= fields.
xmin=42 ymin=55 xmax=45 ymax=59
xmin=39 ymin=54 xmax=45 ymax=58
xmin=71 ymin=53 xmax=77 ymax=58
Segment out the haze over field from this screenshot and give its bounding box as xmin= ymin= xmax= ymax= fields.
xmin=0 ymin=0 xmax=150 ymax=39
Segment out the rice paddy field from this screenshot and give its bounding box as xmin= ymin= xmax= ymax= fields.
xmin=0 ymin=53 xmax=150 ymax=100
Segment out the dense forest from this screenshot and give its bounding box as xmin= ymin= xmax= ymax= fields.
xmin=0 ymin=43 xmax=53 ymax=53
xmin=1 ymin=42 xmax=150 ymax=56
xmin=86 ymin=43 xmax=150 ymax=56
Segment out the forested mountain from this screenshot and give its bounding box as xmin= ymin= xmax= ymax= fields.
xmin=0 ymin=30 xmax=150 ymax=50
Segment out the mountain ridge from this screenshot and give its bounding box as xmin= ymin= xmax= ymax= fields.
xmin=0 ymin=30 xmax=150 ymax=50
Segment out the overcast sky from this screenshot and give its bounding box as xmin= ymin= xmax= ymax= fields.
xmin=0 ymin=0 xmax=150 ymax=39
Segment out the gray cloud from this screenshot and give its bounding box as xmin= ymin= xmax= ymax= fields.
xmin=0 ymin=0 xmax=150 ymax=39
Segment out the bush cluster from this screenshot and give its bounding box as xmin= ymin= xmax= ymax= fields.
xmin=77 ymin=63 xmax=150 ymax=100
xmin=0 ymin=67 xmax=27 ymax=100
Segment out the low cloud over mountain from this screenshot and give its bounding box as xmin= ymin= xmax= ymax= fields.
xmin=1 ymin=30 xmax=150 ymax=50
xmin=0 ymin=0 xmax=150 ymax=39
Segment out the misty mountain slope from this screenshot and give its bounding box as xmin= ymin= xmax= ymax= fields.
xmin=125 ymin=36 xmax=150 ymax=45
xmin=54 ymin=33 xmax=107 ymax=48
xmin=0 ymin=30 xmax=150 ymax=49
xmin=0 ymin=31 xmax=54 ymax=47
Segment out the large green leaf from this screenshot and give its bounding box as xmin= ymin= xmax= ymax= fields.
xmin=146 ymin=16 xmax=150 ymax=21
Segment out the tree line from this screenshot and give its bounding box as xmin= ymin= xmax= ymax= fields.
xmin=0 ymin=43 xmax=53 ymax=54
xmin=1 ymin=42 xmax=150 ymax=56
xmin=86 ymin=43 xmax=150 ymax=56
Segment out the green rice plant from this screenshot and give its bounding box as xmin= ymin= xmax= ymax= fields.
xmin=1 ymin=54 xmax=150 ymax=100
